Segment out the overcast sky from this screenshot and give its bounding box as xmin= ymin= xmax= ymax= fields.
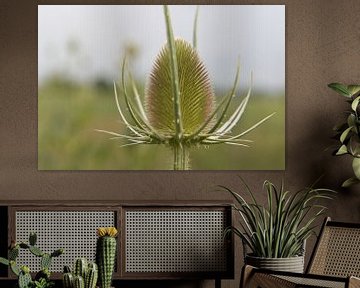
xmin=38 ymin=5 xmax=285 ymax=92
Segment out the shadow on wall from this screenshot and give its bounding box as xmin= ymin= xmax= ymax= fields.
xmin=293 ymin=109 xmax=360 ymax=215
xmin=287 ymin=104 xmax=359 ymax=268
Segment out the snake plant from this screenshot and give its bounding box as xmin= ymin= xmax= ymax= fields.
xmin=97 ymin=5 xmax=274 ymax=170
xmin=328 ymin=83 xmax=360 ymax=187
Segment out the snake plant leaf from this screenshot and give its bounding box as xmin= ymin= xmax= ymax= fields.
xmin=328 ymin=83 xmax=351 ymax=97
xmin=145 ymin=38 xmax=215 ymax=136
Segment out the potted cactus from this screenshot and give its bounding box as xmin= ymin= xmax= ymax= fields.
xmin=0 ymin=232 xmax=63 ymax=288
xmin=96 ymin=227 xmax=117 ymax=288
xmin=62 ymin=258 xmax=98 ymax=288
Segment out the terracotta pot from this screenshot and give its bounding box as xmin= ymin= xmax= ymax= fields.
xmin=245 ymin=254 xmax=304 ymax=273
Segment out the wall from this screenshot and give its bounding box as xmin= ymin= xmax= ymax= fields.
xmin=0 ymin=0 xmax=359 ymax=287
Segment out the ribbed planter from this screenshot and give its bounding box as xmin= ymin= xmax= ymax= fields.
xmin=245 ymin=254 xmax=305 ymax=273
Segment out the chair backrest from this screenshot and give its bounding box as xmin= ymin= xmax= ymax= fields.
xmin=307 ymin=217 xmax=360 ymax=277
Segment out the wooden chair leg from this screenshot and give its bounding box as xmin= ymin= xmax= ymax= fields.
xmin=240 ymin=265 xmax=255 ymax=288
xmin=240 ymin=265 xmax=296 ymax=288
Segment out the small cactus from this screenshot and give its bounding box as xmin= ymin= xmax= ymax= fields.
xmin=62 ymin=259 xmax=98 ymax=288
xmin=35 ymin=268 xmax=51 ymax=281
xmin=10 ymin=260 xmax=20 ymax=276
xmin=29 ymin=232 xmax=37 ymax=246
xmin=96 ymin=227 xmax=118 ymax=288
xmin=85 ymin=263 xmax=98 ymax=288
xmin=73 ymin=275 xmax=85 ymax=288
xmin=18 ymin=268 xmax=32 ymax=288
xmin=74 ymin=258 xmax=88 ymax=279
xmin=29 ymin=245 xmax=44 ymax=257
xmin=41 ymin=253 xmax=52 ymax=270
xmin=64 ymin=265 xmax=72 ymax=273
xmin=63 ymin=272 xmax=74 ymax=288
xmin=9 ymin=246 xmax=19 ymax=260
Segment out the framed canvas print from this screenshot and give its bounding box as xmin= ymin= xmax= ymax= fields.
xmin=38 ymin=5 xmax=285 ymax=170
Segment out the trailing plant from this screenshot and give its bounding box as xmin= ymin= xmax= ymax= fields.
xmin=97 ymin=5 xmax=274 ymax=170
xmin=328 ymin=82 xmax=360 ymax=187
xmin=0 ymin=232 xmax=63 ymax=288
xmin=96 ymin=227 xmax=118 ymax=288
xmin=62 ymin=258 xmax=98 ymax=288
xmin=221 ymin=179 xmax=335 ymax=258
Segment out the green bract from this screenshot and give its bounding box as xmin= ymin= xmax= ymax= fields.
xmin=98 ymin=5 xmax=275 ymax=170
xmin=328 ymin=82 xmax=360 ymax=187
xmin=222 ymin=179 xmax=335 ymax=258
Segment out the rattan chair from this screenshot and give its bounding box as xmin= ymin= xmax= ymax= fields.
xmin=241 ymin=217 xmax=360 ymax=288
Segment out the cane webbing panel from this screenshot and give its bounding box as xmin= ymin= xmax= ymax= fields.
xmin=309 ymin=226 xmax=360 ymax=277
xmin=125 ymin=210 xmax=227 ymax=273
xmin=15 ymin=211 xmax=115 ymax=272
xmin=249 ymin=273 xmax=297 ymax=288
xmin=277 ymin=275 xmax=345 ymax=288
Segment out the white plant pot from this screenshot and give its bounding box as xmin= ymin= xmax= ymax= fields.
xmin=245 ymin=254 xmax=305 ymax=273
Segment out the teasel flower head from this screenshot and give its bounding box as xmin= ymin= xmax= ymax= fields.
xmin=97 ymin=5 xmax=275 ymax=170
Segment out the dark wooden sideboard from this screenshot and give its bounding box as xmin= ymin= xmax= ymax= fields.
xmin=0 ymin=201 xmax=234 ymax=288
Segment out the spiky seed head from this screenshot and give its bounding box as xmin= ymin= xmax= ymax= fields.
xmin=145 ymin=38 xmax=215 ymax=136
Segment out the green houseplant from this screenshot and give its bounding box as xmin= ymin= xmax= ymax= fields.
xmin=97 ymin=5 xmax=274 ymax=170
xmin=221 ymin=179 xmax=334 ymax=272
xmin=328 ymin=83 xmax=360 ymax=187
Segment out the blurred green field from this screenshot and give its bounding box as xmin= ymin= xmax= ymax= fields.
xmin=38 ymin=78 xmax=285 ymax=170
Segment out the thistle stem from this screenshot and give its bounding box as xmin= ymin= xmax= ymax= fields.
xmin=192 ymin=6 xmax=199 ymax=49
xmin=173 ymin=143 xmax=189 ymax=170
xmin=164 ymin=5 xmax=183 ymax=140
